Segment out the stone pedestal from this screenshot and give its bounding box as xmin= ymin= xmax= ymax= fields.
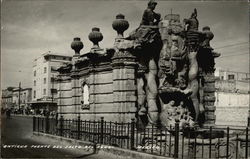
xmin=203 ymin=72 xmax=216 ymax=127
xmin=71 ymin=77 xmax=81 ymax=118
xmin=112 ymin=45 xmax=137 ymax=122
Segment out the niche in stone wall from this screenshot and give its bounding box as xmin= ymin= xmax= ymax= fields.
xmin=81 ymin=80 xmax=90 ymax=110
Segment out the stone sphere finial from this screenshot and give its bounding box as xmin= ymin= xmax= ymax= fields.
xmin=71 ymin=37 xmax=84 ymax=55
xmin=112 ymin=13 xmax=129 ymax=38
xmin=202 ymin=26 xmax=214 ymax=40
xmin=88 ymin=27 xmax=103 ymax=49
xmin=202 ymin=26 xmax=210 ymax=31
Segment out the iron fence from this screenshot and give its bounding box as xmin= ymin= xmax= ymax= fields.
xmin=33 ymin=116 xmax=250 ymax=158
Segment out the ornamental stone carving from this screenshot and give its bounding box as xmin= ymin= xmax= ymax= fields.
xmin=88 ymin=27 xmax=103 ymax=49
xmin=112 ymin=14 xmax=129 ymax=38
xmin=71 ymin=37 xmax=84 ymax=55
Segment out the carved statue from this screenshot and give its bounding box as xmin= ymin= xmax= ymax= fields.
xmin=157 ymin=12 xmax=196 ymax=129
xmin=118 ymin=2 xmax=217 ymax=128
xmin=126 ymin=0 xmax=162 ymax=125
xmin=158 ymin=9 xmax=218 ymax=126
xmin=184 ymin=8 xmax=199 ymax=31
xmin=183 ymin=9 xmax=205 ymax=121
xmin=140 ymin=0 xmax=161 ymax=26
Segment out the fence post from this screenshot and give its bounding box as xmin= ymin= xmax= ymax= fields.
xmin=41 ymin=117 xmax=44 ymax=132
xmin=59 ymin=115 xmax=64 ymax=137
xmin=38 ymin=117 xmax=40 ymax=132
xmin=209 ymin=126 xmax=212 ymax=158
xmin=174 ymin=121 xmax=179 ymax=159
xmin=45 ymin=115 xmax=49 ymax=133
xmin=226 ymin=127 xmax=229 ymax=159
xmin=77 ymin=116 xmax=81 ymax=140
xmin=246 ymin=127 xmax=248 ymax=158
xmin=33 ymin=116 xmax=36 ymax=132
xmin=100 ymin=117 xmax=104 ymax=144
xmin=130 ymin=118 xmax=135 ymax=150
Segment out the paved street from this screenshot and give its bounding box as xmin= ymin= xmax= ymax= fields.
xmin=1 ymin=115 xmax=124 ymax=158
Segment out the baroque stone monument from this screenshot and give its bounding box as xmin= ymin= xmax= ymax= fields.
xmin=56 ymin=0 xmax=220 ymax=129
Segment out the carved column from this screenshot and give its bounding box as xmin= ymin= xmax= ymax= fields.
xmin=200 ymin=26 xmax=220 ymax=127
xmin=56 ymin=64 xmax=73 ymax=119
xmin=112 ymin=15 xmax=137 ymax=122
xmin=112 ymin=47 xmax=137 ymax=123
xmin=71 ymin=37 xmax=83 ymax=118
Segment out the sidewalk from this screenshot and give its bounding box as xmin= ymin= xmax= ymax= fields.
xmin=11 ymin=114 xmax=51 ymax=118
xmin=11 ymin=114 xmax=34 ymax=118
xmin=32 ymin=132 xmax=173 ymax=159
xmin=2 ymin=115 xmax=130 ymax=158
xmin=31 ymin=133 xmax=133 ymax=159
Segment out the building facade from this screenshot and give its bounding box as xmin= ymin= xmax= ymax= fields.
xmin=31 ymin=53 xmax=72 ymax=112
xmin=12 ymin=87 xmax=32 ymax=110
xmin=215 ymin=69 xmax=250 ymax=81
xmin=214 ymin=69 xmax=250 ymax=127
xmin=1 ymin=88 xmax=13 ymax=109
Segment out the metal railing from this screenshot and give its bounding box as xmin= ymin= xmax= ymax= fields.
xmin=33 ymin=116 xmax=250 ymax=158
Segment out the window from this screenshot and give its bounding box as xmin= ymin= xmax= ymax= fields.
xmin=33 ymin=91 xmax=36 ymax=98
xmin=34 ymin=70 xmax=36 ymax=77
xmin=51 ymin=89 xmax=57 ymax=94
xmin=43 ymin=89 xmax=46 ymax=95
xmin=23 ymin=93 xmax=26 ymax=103
xmin=228 ymin=74 xmax=235 ymax=80
xmin=81 ymin=84 xmax=89 ymax=105
xmin=83 ymin=85 xmax=89 ymax=105
xmin=44 ymin=67 xmax=47 ymax=73
xmin=34 ymin=80 xmax=36 ymax=86
xmin=44 ymin=78 xmax=46 ymax=84
xmin=51 ymin=77 xmax=55 ymax=82
xmin=63 ymin=57 xmax=66 ymax=60
xmin=220 ymin=76 xmax=224 ymax=80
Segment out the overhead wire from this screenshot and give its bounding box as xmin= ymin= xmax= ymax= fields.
xmin=214 ymin=41 xmax=248 ymax=50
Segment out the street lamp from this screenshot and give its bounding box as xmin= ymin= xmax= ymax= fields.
xmin=18 ymin=70 xmax=22 ymax=111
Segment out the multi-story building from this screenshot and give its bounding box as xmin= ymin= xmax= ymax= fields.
xmin=12 ymin=87 xmax=32 ymax=110
xmin=1 ymin=88 xmax=14 ymax=109
xmin=31 ymin=52 xmax=72 ymax=112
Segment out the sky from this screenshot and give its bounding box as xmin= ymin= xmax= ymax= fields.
xmin=1 ymin=0 xmax=249 ymax=89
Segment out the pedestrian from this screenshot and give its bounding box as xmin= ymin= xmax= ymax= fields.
xmin=6 ymin=109 xmax=11 ymax=119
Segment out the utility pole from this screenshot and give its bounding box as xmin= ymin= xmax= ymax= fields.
xmin=18 ymin=82 xmax=21 ymax=110
xmin=52 ymin=74 xmax=54 ymax=104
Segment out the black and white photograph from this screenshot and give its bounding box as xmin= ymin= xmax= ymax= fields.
xmin=1 ymin=0 xmax=249 ymax=158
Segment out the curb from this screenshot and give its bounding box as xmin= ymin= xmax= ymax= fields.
xmin=33 ymin=132 xmax=173 ymax=159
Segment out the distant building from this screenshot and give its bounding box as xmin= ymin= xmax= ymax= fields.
xmin=12 ymin=88 xmax=32 ymax=110
xmin=214 ymin=68 xmax=250 ymax=127
xmin=1 ymin=88 xmax=14 ymax=109
xmin=31 ymin=52 xmax=72 ymax=112
xmin=215 ymin=68 xmax=250 ymax=81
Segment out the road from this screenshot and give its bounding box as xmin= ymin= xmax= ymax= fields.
xmin=1 ymin=115 xmax=123 ymax=158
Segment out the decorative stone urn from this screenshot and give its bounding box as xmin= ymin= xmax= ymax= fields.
xmin=202 ymin=26 xmax=214 ymax=39
xmin=71 ymin=37 xmax=84 ymax=55
xmin=112 ymin=14 xmax=129 ymax=38
xmin=202 ymin=26 xmax=214 ymax=49
xmin=88 ymin=27 xmax=103 ymax=49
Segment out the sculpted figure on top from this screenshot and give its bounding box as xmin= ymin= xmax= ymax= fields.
xmin=125 ymin=0 xmax=163 ymax=125
xmin=140 ymin=0 xmax=161 ymax=26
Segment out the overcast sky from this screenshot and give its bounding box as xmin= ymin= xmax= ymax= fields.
xmin=1 ymin=0 xmax=249 ymax=89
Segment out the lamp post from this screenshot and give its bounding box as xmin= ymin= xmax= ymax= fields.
xmin=18 ymin=70 xmax=22 ymax=112
xmin=18 ymin=82 xmax=21 ymax=111
xmin=52 ymin=74 xmax=54 ymax=104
